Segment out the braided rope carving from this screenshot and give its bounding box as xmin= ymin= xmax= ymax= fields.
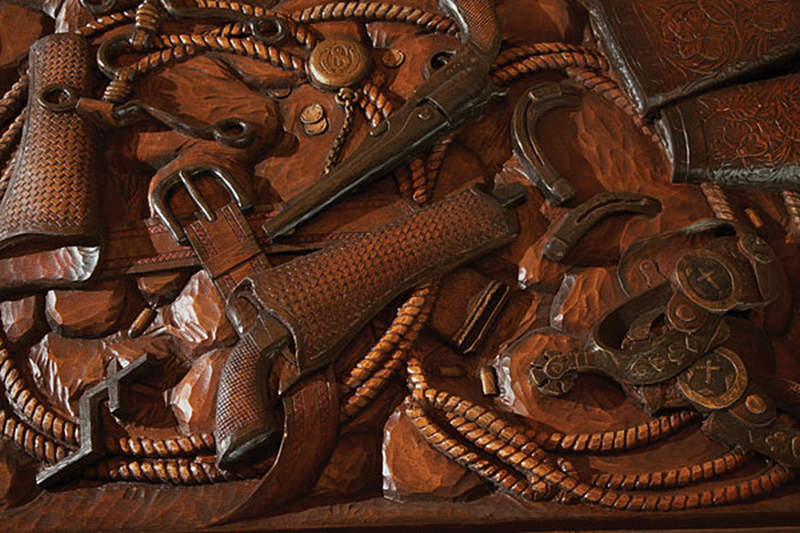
xmin=341 ymin=282 xmax=438 ymax=421
xmin=565 ymin=67 xmax=660 ymax=144
xmin=149 ymin=35 xmax=306 ymax=73
xmin=339 ymin=75 xmax=449 ymax=421
xmin=0 ymin=74 xmax=28 ymax=127
xmin=495 ymin=42 xmax=588 ymax=68
xmin=404 ymin=400 xmax=545 ymax=501
xmin=0 ymin=346 xmax=81 ymax=446
xmin=83 ymin=455 xmax=258 ymax=484
xmin=359 ymin=80 xmax=393 ymax=129
xmin=0 ymin=407 xmax=71 ymax=463
xmin=0 ymin=109 xmax=26 ymax=166
xmin=413 ymin=136 xmax=452 ymax=204
xmin=105 ymin=432 xmax=215 ymax=457
xmin=75 ymin=10 xmax=136 ymax=38
xmin=290 ymin=2 xmax=458 ymax=35
xmin=103 ymin=34 xmax=306 ymax=102
xmin=590 ymin=447 xmax=750 ymax=491
xmin=406 ymin=357 xmax=782 ymax=510
xmin=196 ymin=0 xmax=317 ymax=48
xmin=491 ymin=51 xmax=608 ymax=86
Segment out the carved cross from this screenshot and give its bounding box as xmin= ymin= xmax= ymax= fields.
xmin=696 ymin=358 xmax=721 ymax=385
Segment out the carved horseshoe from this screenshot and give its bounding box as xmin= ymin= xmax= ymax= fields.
xmin=511 ymin=83 xmax=582 ymax=205
xmin=212 ymin=368 xmax=339 ymax=525
xmin=543 ymin=192 xmax=661 ymax=261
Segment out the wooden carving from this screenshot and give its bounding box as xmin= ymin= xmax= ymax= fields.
xmin=0 ymin=0 xmax=798 ymax=530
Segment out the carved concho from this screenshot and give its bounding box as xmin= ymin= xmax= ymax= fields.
xmin=677 ymin=347 xmax=748 ymax=410
xmin=308 ymin=38 xmax=371 ymax=91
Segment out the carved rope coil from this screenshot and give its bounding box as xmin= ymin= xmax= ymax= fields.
xmin=105 ymin=432 xmax=216 ymax=457
xmin=102 ymin=76 xmax=135 ymax=104
xmin=494 ymin=43 xmax=589 ymax=68
xmin=491 ymin=51 xmax=609 ymax=86
xmin=84 ymin=455 xmax=254 ymax=484
xmin=359 ymin=81 xmax=393 ymax=129
xmin=414 ymin=136 xmax=452 ymax=204
xmin=75 ymin=10 xmax=136 ymax=38
xmin=195 ymin=0 xmax=316 ymax=48
xmin=531 ymin=411 xmax=701 ymax=454
xmin=0 ymin=407 xmax=70 ymax=464
xmin=0 ymin=109 xmax=26 ymax=166
xmin=149 ymin=34 xmax=306 ymax=74
xmin=0 ymin=331 xmax=217 ymax=462
xmin=341 ymin=282 xmax=439 ymax=421
xmin=406 ymin=358 xmax=789 ymax=510
xmin=102 ymin=33 xmax=307 ymax=102
xmin=290 ymin=2 xmax=458 ymax=35
xmin=700 ymin=182 xmax=737 ymax=222
xmin=407 ymin=157 xmax=425 ymax=202
xmin=407 ymin=356 xmax=700 ymax=455
xmin=404 ymin=400 xmax=547 ymax=502
xmin=340 ymin=79 xmax=449 ymax=421
xmin=0 ymin=347 xmax=81 ymax=446
xmin=208 ymin=22 xmax=246 ymax=36
xmin=564 ymin=67 xmax=661 ymax=144
xmin=590 ymin=447 xmax=750 ymax=491
xmin=0 ymin=74 xmax=28 ymax=127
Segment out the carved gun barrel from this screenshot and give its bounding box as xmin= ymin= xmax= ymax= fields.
xmin=215 ymin=185 xmax=522 ymax=467
xmin=261 ymin=0 xmax=501 ymax=241
xmin=0 ymin=33 xmax=100 ymax=255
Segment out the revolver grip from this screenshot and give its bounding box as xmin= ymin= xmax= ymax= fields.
xmin=215 ymin=335 xmax=282 ymax=469
xmin=0 ymin=34 xmax=99 ymax=254
xmin=439 ymin=0 xmax=501 ymax=60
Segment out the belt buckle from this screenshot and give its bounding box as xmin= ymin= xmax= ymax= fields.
xmin=149 ymin=164 xmax=252 ymax=244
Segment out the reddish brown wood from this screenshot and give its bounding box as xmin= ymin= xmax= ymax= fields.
xmin=0 ymin=0 xmax=798 ymax=530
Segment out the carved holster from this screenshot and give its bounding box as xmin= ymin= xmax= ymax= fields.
xmin=0 ymin=33 xmax=100 ymax=255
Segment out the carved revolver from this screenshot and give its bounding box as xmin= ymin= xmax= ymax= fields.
xmin=261 ymin=0 xmax=503 ymax=240
xmin=216 ymin=184 xmax=522 ymax=467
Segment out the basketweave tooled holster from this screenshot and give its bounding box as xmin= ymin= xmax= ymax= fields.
xmin=0 ymin=33 xmax=100 ymax=255
xmin=214 ymin=185 xmax=520 ymax=466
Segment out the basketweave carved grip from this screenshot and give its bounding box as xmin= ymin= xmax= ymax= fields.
xmin=0 ymin=33 xmax=99 ymax=254
xmin=215 ymin=185 xmax=520 ymax=465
